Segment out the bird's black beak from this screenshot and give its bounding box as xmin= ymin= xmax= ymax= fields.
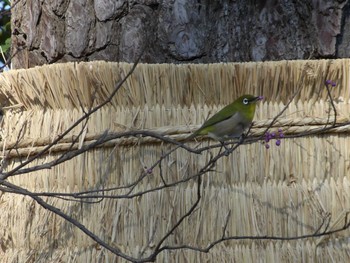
xmin=250 ymin=96 xmax=264 ymax=103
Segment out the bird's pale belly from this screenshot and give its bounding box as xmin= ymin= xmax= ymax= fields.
xmin=208 ymin=113 xmax=250 ymax=141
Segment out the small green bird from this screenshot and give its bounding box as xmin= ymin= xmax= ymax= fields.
xmin=188 ymin=95 xmax=262 ymax=142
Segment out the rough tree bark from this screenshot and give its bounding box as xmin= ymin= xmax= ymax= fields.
xmin=4 ymin=1 xmax=350 ymax=262
xmin=11 ymin=0 xmax=349 ymax=69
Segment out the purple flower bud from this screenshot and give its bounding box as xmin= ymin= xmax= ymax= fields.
xmin=279 ymin=133 xmax=284 ymax=138
xmin=264 ymin=132 xmax=271 ymax=142
xmin=265 ymin=143 xmax=270 ymax=149
xmin=270 ymin=132 xmax=276 ymax=138
xmin=276 ymin=139 xmax=281 ymax=146
xmin=258 ymin=96 xmax=264 ymax=101
xmin=144 ymin=166 xmax=153 ymax=174
xmin=278 ymin=128 xmax=283 ymax=133
xmin=325 ymin=80 xmax=332 ymax=85
xmin=331 ymin=81 xmax=336 ymax=87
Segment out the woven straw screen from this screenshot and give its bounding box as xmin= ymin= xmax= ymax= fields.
xmin=0 ymin=60 xmax=349 ymax=262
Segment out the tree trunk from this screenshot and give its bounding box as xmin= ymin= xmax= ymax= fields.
xmin=11 ymin=0 xmax=349 ymax=69
xmin=6 ymin=1 xmax=350 ymax=262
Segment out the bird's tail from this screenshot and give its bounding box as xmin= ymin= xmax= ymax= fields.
xmin=184 ymin=131 xmax=198 ymax=142
xmin=170 ymin=131 xmax=197 ymax=152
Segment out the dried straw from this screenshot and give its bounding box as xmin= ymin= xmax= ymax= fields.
xmin=0 ymin=60 xmax=349 ymax=262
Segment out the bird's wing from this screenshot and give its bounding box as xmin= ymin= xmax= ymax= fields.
xmin=198 ymin=104 xmax=239 ymax=131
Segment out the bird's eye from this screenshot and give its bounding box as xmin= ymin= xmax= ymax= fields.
xmin=243 ymin=98 xmax=249 ymax=105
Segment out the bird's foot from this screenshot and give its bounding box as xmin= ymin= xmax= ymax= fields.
xmin=220 ymin=141 xmax=231 ymax=156
xmin=239 ymin=133 xmax=246 ymax=144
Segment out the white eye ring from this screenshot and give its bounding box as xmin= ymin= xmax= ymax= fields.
xmin=243 ymin=98 xmax=249 ymax=105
